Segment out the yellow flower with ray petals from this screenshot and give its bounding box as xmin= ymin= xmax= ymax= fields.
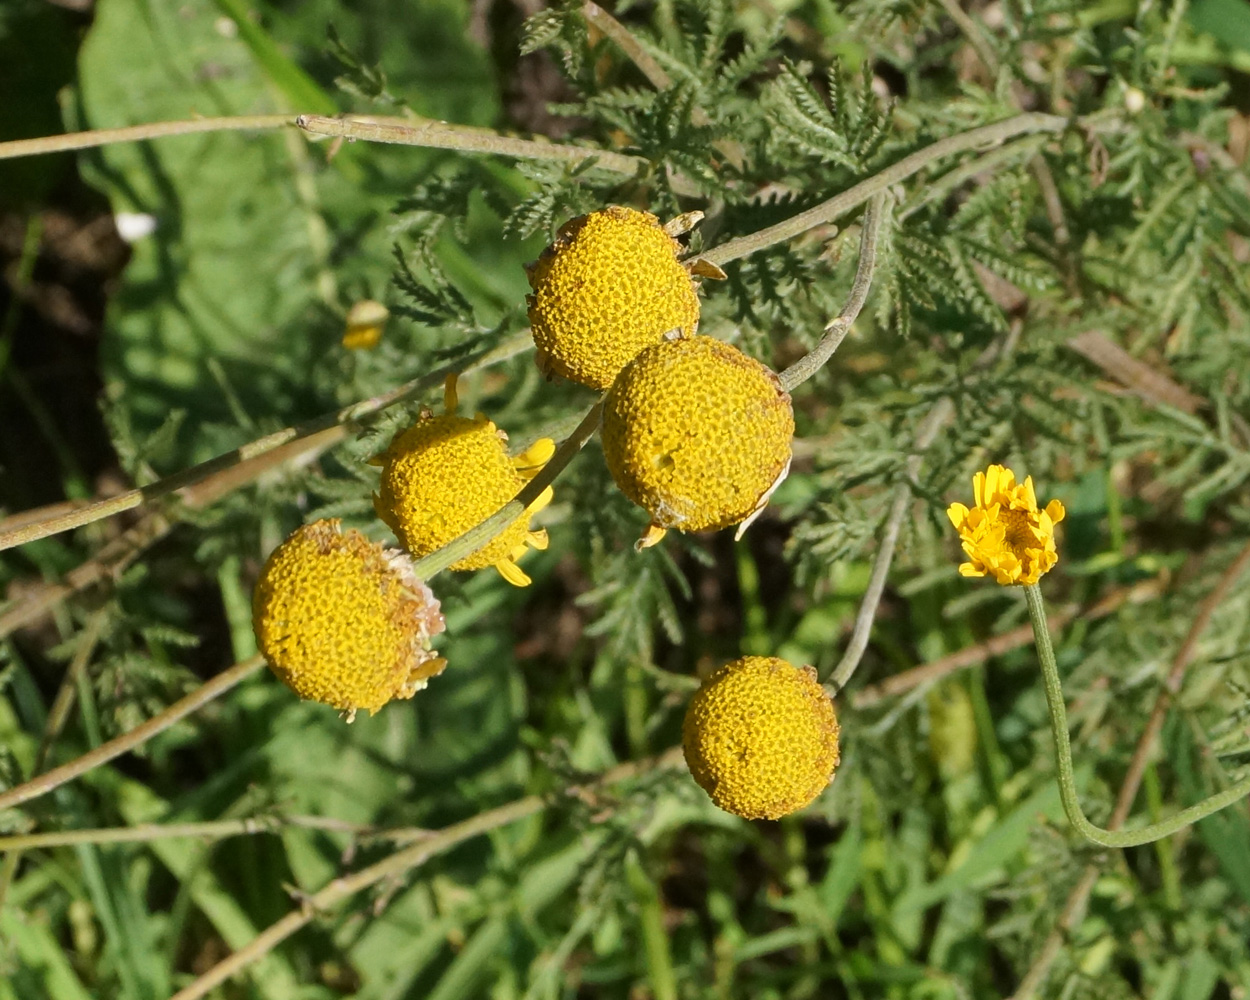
xmin=946 ymin=464 xmax=1066 ymax=586
xmin=372 ymin=375 xmax=554 ymax=587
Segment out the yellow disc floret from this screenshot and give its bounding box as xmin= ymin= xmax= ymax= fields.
xmin=252 ymin=519 xmax=446 ymax=720
xmin=372 ymin=376 xmax=554 ymax=587
xmin=526 ymin=206 xmax=702 ymax=390
xmin=601 ymin=335 xmax=794 ymax=548
xmin=683 ymin=656 xmax=841 ymax=820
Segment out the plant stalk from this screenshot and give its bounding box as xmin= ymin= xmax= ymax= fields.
xmin=1024 ymin=583 xmax=1250 ymax=848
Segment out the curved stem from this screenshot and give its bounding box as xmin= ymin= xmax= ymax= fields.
xmin=779 ymin=192 xmax=890 ymax=392
xmin=0 ymin=657 xmax=265 ymax=813
xmin=1024 ymin=583 xmax=1250 ymax=848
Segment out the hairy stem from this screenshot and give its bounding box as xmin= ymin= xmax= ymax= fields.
xmin=1024 ymin=583 xmax=1250 ymax=848
xmin=297 ymin=114 xmax=653 ymax=178
xmin=0 ymin=657 xmax=265 ymax=813
xmin=168 ymin=747 xmax=685 ymax=1000
xmin=704 ymin=113 xmax=1069 ymax=266
xmin=779 ymin=192 xmax=890 ymax=392
xmin=850 ymin=577 xmax=1161 ymax=708
xmin=827 ymin=398 xmax=953 ymax=693
xmin=1012 ymin=540 xmax=1250 ymax=998
xmin=0 ymin=815 xmax=377 ymax=852
xmin=0 ymin=332 xmax=531 ymax=553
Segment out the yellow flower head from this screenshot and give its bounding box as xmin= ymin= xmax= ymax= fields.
xmin=946 ymin=464 xmax=1066 ymax=586
xmin=252 ymin=519 xmax=446 ymax=720
xmin=683 ymin=656 xmax=841 ymax=820
xmin=601 ymin=335 xmax=794 ymax=548
xmin=342 ymin=299 xmax=389 ymax=350
xmin=372 ymin=375 xmax=554 ymax=586
xmin=526 ymin=206 xmax=703 ymax=390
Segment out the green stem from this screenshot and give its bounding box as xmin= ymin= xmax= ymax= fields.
xmin=1024 ymin=583 xmax=1250 ymax=848
xmin=779 ymin=192 xmax=890 ymax=392
xmin=0 ymin=657 xmax=265 ymax=812
xmin=703 ymin=112 xmax=1070 ymax=266
xmin=410 ymin=401 xmax=603 ymax=579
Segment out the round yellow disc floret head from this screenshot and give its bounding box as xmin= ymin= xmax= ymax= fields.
xmin=252 ymin=519 xmax=446 ymax=720
xmin=372 ymin=376 xmax=554 ymax=587
xmin=526 ymin=206 xmax=702 ymax=391
xmin=683 ymin=656 xmax=840 ymax=820
xmin=601 ymin=335 xmax=794 ymax=547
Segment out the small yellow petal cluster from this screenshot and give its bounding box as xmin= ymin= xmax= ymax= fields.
xmin=946 ymin=464 xmax=1066 ymax=586
xmin=341 ymin=299 xmax=389 ymax=350
xmin=602 ymin=335 xmax=794 ymax=547
xmin=526 ymin=206 xmax=701 ymax=390
xmin=372 ymin=377 xmax=555 ymax=587
xmin=683 ymin=656 xmax=841 ymax=820
xmin=252 ymin=519 xmax=446 ymax=719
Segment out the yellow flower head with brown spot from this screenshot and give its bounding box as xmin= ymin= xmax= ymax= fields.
xmin=372 ymin=375 xmax=554 ymax=587
xmin=601 ymin=335 xmax=794 ymax=548
xmin=683 ymin=656 xmax=841 ymax=820
xmin=946 ymin=464 xmax=1066 ymax=586
xmin=252 ymin=519 xmax=446 ymax=720
xmin=526 ymin=206 xmax=703 ymax=390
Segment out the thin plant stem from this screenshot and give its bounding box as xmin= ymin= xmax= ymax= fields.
xmin=0 ymin=610 xmax=108 ymax=907
xmin=1011 ymin=540 xmax=1250 ymax=998
xmin=168 ymin=747 xmax=685 ymax=1000
xmin=410 ymin=401 xmax=604 ymax=579
xmin=296 ymin=114 xmax=652 ymax=179
xmin=0 ymin=657 xmax=265 ymax=813
xmin=703 ymin=113 xmax=1070 ymax=266
xmin=936 ymin=0 xmax=1001 ymax=76
xmin=0 ymin=331 xmax=531 ymax=553
xmin=580 ymin=3 xmax=742 ymax=167
xmin=779 ymin=192 xmax=890 ymax=392
xmin=0 ymin=115 xmax=294 ymax=161
xmin=827 ymin=398 xmax=954 ymax=693
xmin=850 ymin=576 xmax=1163 ymax=708
xmin=898 ymin=134 xmax=1050 ymax=222
xmin=0 ymin=814 xmax=421 ymax=852
xmin=582 ymin=2 xmax=671 ymax=89
xmin=1024 ymin=582 xmax=1250 ymax=848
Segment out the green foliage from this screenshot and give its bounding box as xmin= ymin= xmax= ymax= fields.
xmin=4 ymin=0 xmax=1250 ymax=999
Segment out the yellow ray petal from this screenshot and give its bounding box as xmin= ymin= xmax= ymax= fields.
xmin=443 ymin=373 xmax=459 ymax=414
xmin=527 ymin=528 xmax=549 ymax=551
xmin=495 ymin=559 xmax=532 ymax=587
xmin=636 ymin=523 xmax=668 ymax=550
xmin=513 ymin=437 xmax=556 ymax=475
xmin=526 ymin=484 xmax=555 ymax=515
